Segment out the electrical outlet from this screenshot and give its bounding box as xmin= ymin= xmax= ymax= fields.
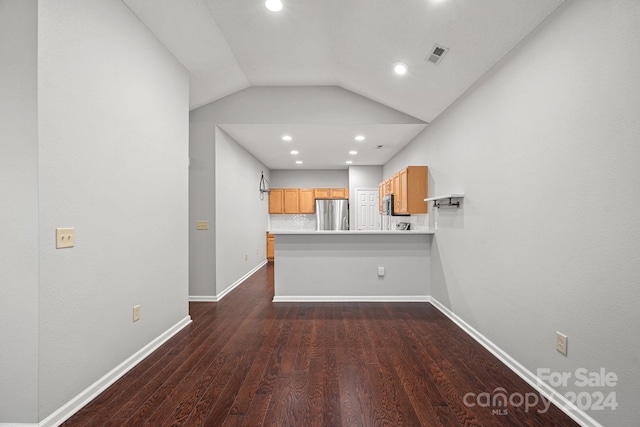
xmin=133 ymin=305 xmax=140 ymax=322
xmin=377 ymin=266 xmax=385 ymax=277
xmin=56 ymin=228 xmax=75 ymax=249
xmin=556 ymin=331 xmax=568 ymax=355
xmin=196 ymin=221 xmax=209 ymax=230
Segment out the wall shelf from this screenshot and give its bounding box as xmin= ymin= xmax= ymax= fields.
xmin=424 ymin=194 xmax=464 ymax=208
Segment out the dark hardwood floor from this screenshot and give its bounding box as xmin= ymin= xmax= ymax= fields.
xmin=63 ymin=263 xmax=577 ymax=426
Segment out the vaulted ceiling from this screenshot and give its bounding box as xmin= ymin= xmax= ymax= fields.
xmin=123 ymin=0 xmax=565 ymax=168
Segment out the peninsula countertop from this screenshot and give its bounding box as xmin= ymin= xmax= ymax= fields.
xmin=268 ymin=229 xmax=435 ymax=235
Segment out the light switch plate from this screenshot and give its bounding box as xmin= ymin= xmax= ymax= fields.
xmin=196 ymin=221 xmax=209 ymax=230
xmin=56 ymin=228 xmax=74 ymax=249
xmin=133 ymin=305 xmax=140 ymax=322
xmin=377 ymin=266 xmax=385 ymax=276
xmin=556 ymin=331 xmax=568 ymax=355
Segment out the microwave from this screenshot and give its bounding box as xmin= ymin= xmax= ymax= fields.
xmin=382 ymin=194 xmax=393 ymax=215
xmin=382 ymin=194 xmax=409 ymax=216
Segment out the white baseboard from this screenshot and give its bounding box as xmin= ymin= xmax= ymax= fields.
xmin=188 ymin=295 xmax=218 ymax=302
xmin=190 ymin=260 xmax=267 ymax=303
xmin=428 ymin=297 xmax=601 ymax=427
xmin=39 ymin=315 xmax=192 ymax=427
xmin=0 ymin=424 xmax=38 ymax=427
xmin=273 ymin=295 xmax=429 ymax=302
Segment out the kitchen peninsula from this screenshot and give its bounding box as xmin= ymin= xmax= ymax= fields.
xmin=271 ymin=230 xmax=433 ymax=302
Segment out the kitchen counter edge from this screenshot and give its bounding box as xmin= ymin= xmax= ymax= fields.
xmin=268 ymin=230 xmax=435 ymax=235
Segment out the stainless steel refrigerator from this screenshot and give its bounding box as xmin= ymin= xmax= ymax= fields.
xmin=315 ymin=199 xmax=349 ymax=230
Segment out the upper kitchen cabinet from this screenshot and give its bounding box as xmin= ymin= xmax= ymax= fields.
xmin=314 ymin=188 xmax=330 ymax=198
xmin=396 ymin=166 xmax=428 ymax=215
xmin=270 ymin=188 xmax=349 ymax=214
xmin=299 ymin=189 xmax=315 ymax=214
xmin=330 ymin=188 xmax=348 ymax=199
xmin=283 ymin=189 xmax=299 ymax=213
xmin=315 ymin=188 xmax=349 ymax=199
xmin=269 ymin=189 xmax=284 ymax=214
xmin=379 ymin=166 xmax=428 ymax=215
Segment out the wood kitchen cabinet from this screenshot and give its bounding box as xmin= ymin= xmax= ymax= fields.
xmin=299 ymin=189 xmax=315 ymax=213
xmin=268 ymin=189 xmax=284 ymax=213
xmin=266 ymin=232 xmax=274 ymax=261
xmin=378 ymin=166 xmax=428 ymax=215
xmin=378 ymin=182 xmax=384 ymax=213
xmin=330 ymin=188 xmax=348 ymax=199
xmin=270 ymin=187 xmax=349 ymax=214
xmin=396 ymin=166 xmax=428 ymax=214
xmin=283 ymin=189 xmax=299 ymax=213
xmin=392 ymin=173 xmax=400 ymax=204
xmin=314 ymin=188 xmax=330 ymax=198
xmin=315 ymin=188 xmax=348 ymax=199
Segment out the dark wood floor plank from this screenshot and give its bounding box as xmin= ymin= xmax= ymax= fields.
xmin=150 ymin=315 xmax=269 ymax=427
xmin=240 ymin=388 xmax=271 ymax=427
xmin=254 ymin=304 xmax=295 ymax=394
xmin=105 ymin=300 xmax=251 ymax=424
xmin=278 ymin=303 xmax=307 ymax=377
xmin=376 ymin=344 xmax=449 ymax=427
xmin=321 ymin=307 xmax=342 ymax=427
xmin=62 ymin=264 xmax=578 ymax=427
xmin=229 ymin=309 xmax=283 ymax=415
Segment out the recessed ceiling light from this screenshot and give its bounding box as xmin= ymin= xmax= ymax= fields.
xmin=265 ymin=0 xmax=283 ymax=12
xmin=290 ymin=150 xmax=299 ymax=155
xmin=295 ymin=160 xmax=303 ymax=164
xmin=393 ymin=62 xmax=409 ymax=75
xmin=346 ymin=160 xmax=353 ymax=164
xmin=282 ymin=135 xmax=292 ymax=141
xmin=355 ymin=135 xmax=365 ymax=141
xmin=349 ymin=150 xmax=357 ymax=155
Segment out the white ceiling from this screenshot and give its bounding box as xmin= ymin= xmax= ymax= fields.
xmin=219 ymin=123 xmax=427 ymax=169
xmin=123 ymin=0 xmax=565 ymax=169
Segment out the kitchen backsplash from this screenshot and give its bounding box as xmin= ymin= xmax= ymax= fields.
xmin=269 ymin=214 xmax=316 ymax=231
xmin=384 ymin=214 xmax=429 ymax=231
xmin=269 ymin=213 xmax=429 ymax=231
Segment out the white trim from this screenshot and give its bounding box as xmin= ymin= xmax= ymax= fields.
xmin=273 ymin=295 xmax=429 ymax=303
xmin=428 ymin=297 xmax=602 ymax=427
xmin=188 ymin=295 xmax=218 ymax=302
xmin=39 ymin=316 xmax=192 ymax=427
xmin=0 ymin=424 xmax=38 ymax=427
xmin=189 ymin=260 xmax=268 ymax=303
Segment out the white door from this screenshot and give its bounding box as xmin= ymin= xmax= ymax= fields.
xmin=355 ymin=189 xmax=380 ymax=230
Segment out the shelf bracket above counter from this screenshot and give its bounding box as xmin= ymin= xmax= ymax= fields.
xmin=424 ymin=194 xmax=464 ymax=208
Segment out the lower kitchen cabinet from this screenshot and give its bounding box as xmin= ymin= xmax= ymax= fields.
xmin=266 ymin=232 xmax=274 ymax=261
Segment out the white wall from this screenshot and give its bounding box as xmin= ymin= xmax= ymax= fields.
xmin=189 ymin=120 xmax=217 ymax=297
xmin=274 ymin=234 xmax=431 ymax=301
xmin=384 ymin=0 xmax=640 ymax=425
xmin=190 ymin=86 xmax=425 ymax=125
xmin=270 ymin=169 xmax=348 ymax=188
xmin=0 ymin=0 xmax=39 ymax=422
xmin=214 ymin=128 xmax=270 ymax=296
xmin=37 ymin=0 xmax=189 ymax=420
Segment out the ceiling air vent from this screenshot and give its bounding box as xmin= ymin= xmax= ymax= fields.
xmin=426 ymin=44 xmax=449 ymax=65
